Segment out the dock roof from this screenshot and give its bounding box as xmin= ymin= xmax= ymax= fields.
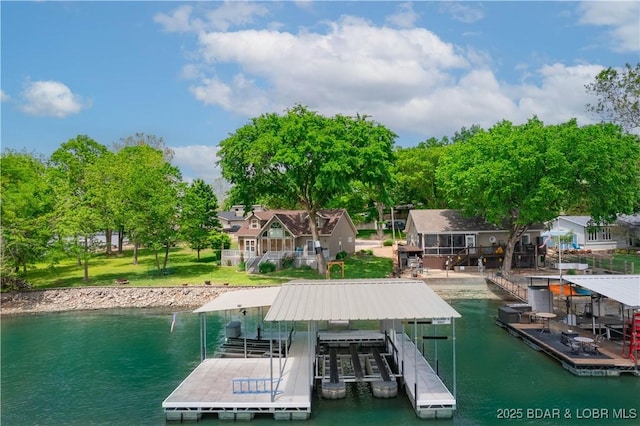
xmin=529 ymin=275 xmax=640 ymax=308
xmin=563 ymin=275 xmax=640 ymax=308
xmin=264 ymin=279 xmax=461 ymax=322
xmin=193 ymin=286 xmax=281 ymax=313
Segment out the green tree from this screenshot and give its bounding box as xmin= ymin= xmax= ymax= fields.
xmin=209 ymin=230 xmax=231 ymax=262
xmin=436 ymin=118 xmax=640 ymax=273
xmin=116 ymin=144 xmax=183 ymax=270
xmin=49 ymin=135 xmax=109 ymax=282
xmin=218 ymin=105 xmax=396 ymax=274
xmin=0 ymin=150 xmax=54 ymax=285
xmin=392 ymin=142 xmax=448 ymax=210
xmin=586 ymin=63 xmax=640 ymax=132
xmin=181 ymin=179 xmax=220 ymax=260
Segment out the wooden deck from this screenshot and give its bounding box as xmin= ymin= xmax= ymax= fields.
xmin=162 ymin=332 xmax=312 ymax=421
xmin=394 ymin=333 xmax=456 ymax=419
xmin=497 ymin=318 xmax=640 ymax=376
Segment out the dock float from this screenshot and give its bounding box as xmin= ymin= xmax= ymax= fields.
xmin=395 ymin=333 xmax=456 ymax=419
xmin=162 ymin=332 xmax=312 ymax=421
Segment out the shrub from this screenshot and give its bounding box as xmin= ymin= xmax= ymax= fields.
xmin=281 ymin=254 xmax=296 ymax=269
xmin=335 ymin=251 xmax=347 ymax=260
xmin=237 ymin=261 xmax=246 ymax=271
xmin=383 ymin=239 xmax=394 ymax=246
xmin=259 ymin=261 xmax=276 ymax=273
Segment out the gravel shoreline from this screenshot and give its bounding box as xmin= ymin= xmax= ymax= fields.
xmin=0 ymin=277 xmax=513 ymax=316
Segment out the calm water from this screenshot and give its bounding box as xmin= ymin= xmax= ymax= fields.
xmin=2 ymin=298 xmax=639 ymax=426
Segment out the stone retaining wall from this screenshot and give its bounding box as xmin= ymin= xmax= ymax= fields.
xmin=0 ymin=286 xmax=241 ymax=316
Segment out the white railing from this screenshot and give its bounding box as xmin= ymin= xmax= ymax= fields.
xmin=221 ymin=249 xmax=328 ymax=271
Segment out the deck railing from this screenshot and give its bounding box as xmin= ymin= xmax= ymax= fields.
xmin=487 ymin=271 xmax=529 ymax=302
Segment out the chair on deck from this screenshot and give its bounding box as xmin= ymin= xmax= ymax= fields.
xmin=569 ymin=340 xmax=581 ymax=355
xmin=588 ymin=334 xmax=605 ymax=354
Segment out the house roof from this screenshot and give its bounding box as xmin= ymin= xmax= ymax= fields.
xmin=617 ymin=214 xmax=640 ymax=226
xmin=557 ymin=216 xmax=594 ymax=227
xmin=236 ymin=209 xmax=353 ymax=238
xmin=408 ymin=209 xmax=546 ymax=234
xmin=264 ymin=279 xmax=461 ymax=321
xmin=407 ymin=209 xmax=503 ymax=234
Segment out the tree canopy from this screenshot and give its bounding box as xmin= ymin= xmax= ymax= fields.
xmin=436 ymin=117 xmax=640 ymax=273
xmin=0 ymin=150 xmax=54 ymax=286
xmin=586 ymin=63 xmax=640 ymax=133
xmin=218 ymin=105 xmax=396 ymax=273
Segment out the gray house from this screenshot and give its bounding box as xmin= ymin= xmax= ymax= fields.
xmin=405 ymin=209 xmax=544 ymax=270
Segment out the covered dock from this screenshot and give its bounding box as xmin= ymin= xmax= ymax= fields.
xmin=495 ymin=275 xmax=640 ymax=376
xmin=163 ymin=279 xmax=461 ymax=420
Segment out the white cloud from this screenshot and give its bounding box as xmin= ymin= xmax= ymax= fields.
xmin=19 ymin=80 xmax=88 ymax=118
xmin=154 ymin=1 xmax=269 ymax=33
xmin=578 ymin=2 xmax=640 ymax=53
xmin=1 ymin=90 xmax=9 ymax=102
xmin=386 ymin=2 xmax=419 ymax=29
xmin=438 ymin=2 xmax=485 ymax=24
xmin=171 ymin=144 xmax=223 ymax=184
xmin=163 ymin=4 xmax=612 ymax=142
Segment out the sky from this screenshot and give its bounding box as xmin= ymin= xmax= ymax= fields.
xmin=2 ymin=1 xmax=639 ymax=183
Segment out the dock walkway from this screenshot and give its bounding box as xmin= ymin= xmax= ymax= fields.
xmin=394 ymin=333 xmax=456 ymax=419
xmin=162 ymin=332 xmax=312 ymax=421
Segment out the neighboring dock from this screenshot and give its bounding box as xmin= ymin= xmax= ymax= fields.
xmin=496 ymin=317 xmax=639 ymax=376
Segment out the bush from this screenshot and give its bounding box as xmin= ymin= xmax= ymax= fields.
xmin=259 ymin=261 xmax=276 ymax=273
xmin=383 ymin=239 xmax=394 ymax=246
xmin=237 ymin=261 xmax=246 ymax=271
xmin=335 ymin=251 xmax=347 ymax=260
xmin=358 ymin=249 xmax=373 ymax=255
xmin=281 ymin=254 xmax=296 ymax=269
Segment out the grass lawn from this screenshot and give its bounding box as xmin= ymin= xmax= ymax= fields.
xmin=23 ymin=246 xmax=393 ymax=289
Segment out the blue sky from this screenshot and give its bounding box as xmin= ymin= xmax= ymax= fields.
xmin=2 ymin=1 xmax=638 ymax=183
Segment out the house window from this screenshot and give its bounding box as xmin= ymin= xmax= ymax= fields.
xmin=306 ymin=240 xmax=314 ymax=254
xmin=245 ymin=239 xmax=256 ymax=253
xmin=268 ymin=222 xmax=284 ymax=238
xmin=601 ymin=227 xmax=612 ymax=241
xmin=316 ymin=217 xmax=321 ymax=229
xmin=521 ymin=234 xmax=530 ymax=245
xmin=250 ymin=218 xmax=259 ymax=229
xmin=588 ymin=228 xmax=598 ymax=241
xmin=425 ymin=234 xmax=438 ymax=247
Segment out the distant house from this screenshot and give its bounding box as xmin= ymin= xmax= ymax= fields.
xmin=221 ymin=209 xmax=357 ymax=272
xmin=405 ymin=209 xmax=544 ymax=270
xmin=617 ymin=214 xmax=640 ymax=249
xmin=217 ymin=205 xmax=265 ymax=231
xmin=550 ymin=216 xmax=627 ymax=251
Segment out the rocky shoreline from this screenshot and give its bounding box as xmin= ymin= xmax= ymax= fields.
xmin=0 ymin=286 xmax=241 ymax=316
xmin=0 ymin=278 xmax=510 ymax=316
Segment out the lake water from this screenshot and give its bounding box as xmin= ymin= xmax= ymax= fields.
xmin=1 ymin=298 xmax=638 ymax=426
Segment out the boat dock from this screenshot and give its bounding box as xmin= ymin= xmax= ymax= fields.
xmin=496 ymin=316 xmax=639 ymax=376
xmin=163 ymin=279 xmax=462 ymax=421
